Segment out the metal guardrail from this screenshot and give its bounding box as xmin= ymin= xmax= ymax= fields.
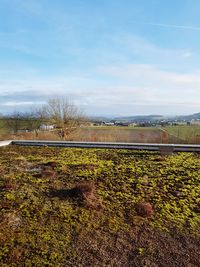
xmin=0 ymin=140 xmax=197 ymax=152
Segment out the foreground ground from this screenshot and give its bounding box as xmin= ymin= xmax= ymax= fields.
xmin=0 ymin=146 xmax=200 ymax=266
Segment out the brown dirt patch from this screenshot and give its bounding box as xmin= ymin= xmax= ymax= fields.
xmin=135 ymin=202 xmax=154 ymax=218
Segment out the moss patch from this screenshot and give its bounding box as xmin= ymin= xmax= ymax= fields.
xmin=0 ymin=146 xmax=200 ymax=266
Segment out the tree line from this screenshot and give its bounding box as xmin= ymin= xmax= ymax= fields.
xmin=0 ymin=97 xmax=87 ymax=139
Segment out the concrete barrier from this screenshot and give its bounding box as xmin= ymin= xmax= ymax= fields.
xmin=0 ymin=140 xmax=12 ymax=147
xmin=0 ymin=140 xmax=200 ymax=152
xmin=10 ymin=140 xmax=200 ymax=152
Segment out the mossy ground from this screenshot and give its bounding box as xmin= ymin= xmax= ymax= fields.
xmin=0 ymin=146 xmax=199 ymax=266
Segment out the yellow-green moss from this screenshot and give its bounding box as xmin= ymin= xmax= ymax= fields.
xmin=0 ymin=146 xmax=199 ymax=265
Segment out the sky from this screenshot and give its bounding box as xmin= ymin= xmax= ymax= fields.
xmin=0 ymin=0 xmax=200 ymax=116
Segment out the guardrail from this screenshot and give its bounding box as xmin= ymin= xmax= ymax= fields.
xmin=0 ymin=140 xmax=199 ymax=153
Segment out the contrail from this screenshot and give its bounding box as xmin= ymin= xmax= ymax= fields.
xmin=142 ymin=22 xmax=200 ymax=31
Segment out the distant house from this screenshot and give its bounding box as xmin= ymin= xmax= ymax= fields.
xmin=104 ymin=122 xmax=115 ymax=126
xmin=39 ymin=124 xmax=54 ymax=131
xmin=191 ymin=119 xmax=200 ymax=125
xmin=115 ymin=121 xmax=135 ymax=127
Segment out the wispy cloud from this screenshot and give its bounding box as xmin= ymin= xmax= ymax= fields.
xmin=110 ymin=34 xmax=196 ymax=69
xmin=142 ymin=22 xmax=200 ymax=31
xmin=2 ymin=101 xmax=45 ymax=106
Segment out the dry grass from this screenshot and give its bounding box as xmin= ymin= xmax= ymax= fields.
xmin=74 ymin=182 xmax=102 ymax=210
xmin=1 ymin=125 xmax=200 ymax=144
xmin=135 ymin=202 xmax=154 ymax=218
xmin=70 ymin=128 xmax=167 ymax=143
xmin=1 ymin=128 xmax=170 ymax=143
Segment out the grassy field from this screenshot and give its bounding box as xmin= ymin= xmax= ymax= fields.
xmin=86 ymin=125 xmax=200 ymax=143
xmin=164 ymin=125 xmax=200 ymax=142
xmin=0 ymin=146 xmax=199 ymax=266
xmin=85 ymin=126 xmax=159 ymax=130
xmin=1 ymin=122 xmax=200 ymax=144
xmin=0 ymin=120 xmax=8 ymax=136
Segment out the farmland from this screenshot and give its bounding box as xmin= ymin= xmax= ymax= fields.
xmin=70 ymin=127 xmax=170 ymax=143
xmin=0 ymin=124 xmax=175 ymax=143
xmin=0 ymin=117 xmax=200 ymax=144
xmin=70 ymin=125 xmax=200 ymax=144
xmin=0 ymin=146 xmax=199 ymax=266
xmin=164 ymin=125 xmax=200 ymax=143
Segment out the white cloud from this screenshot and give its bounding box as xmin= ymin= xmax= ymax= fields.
xmin=0 ymin=24 xmax=199 ymax=115
xmin=97 ymin=64 xmax=200 ymax=110
xmin=0 ymin=63 xmax=200 ymax=115
xmin=99 ymin=64 xmax=200 ymax=89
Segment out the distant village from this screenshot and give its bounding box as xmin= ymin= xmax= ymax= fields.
xmin=34 ymin=117 xmax=200 ymax=131
xmin=90 ymin=118 xmax=200 ymax=127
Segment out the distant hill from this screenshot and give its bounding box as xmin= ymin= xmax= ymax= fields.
xmin=114 ymin=115 xmax=164 ymax=122
xmin=89 ymin=116 xmax=113 ymax=122
xmin=178 ymin=112 xmax=200 ymax=120
xmin=89 ymin=112 xmax=200 ymax=122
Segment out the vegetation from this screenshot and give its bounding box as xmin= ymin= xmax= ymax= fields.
xmin=0 ymin=119 xmax=8 ymax=136
xmin=0 ymin=97 xmax=87 ymax=140
xmin=41 ymin=97 xmax=86 ymax=138
xmin=2 ymin=121 xmax=200 ymax=144
xmin=2 ymin=111 xmax=43 ymax=135
xmin=0 ymin=146 xmax=199 ymax=266
xmin=164 ymin=125 xmax=200 ymax=143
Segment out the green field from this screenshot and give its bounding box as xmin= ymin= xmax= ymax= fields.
xmin=0 ymin=146 xmax=199 ymax=266
xmin=85 ymin=126 xmax=159 ymax=130
xmin=88 ymin=125 xmax=200 ymax=135
xmin=164 ymin=125 xmax=200 ymax=141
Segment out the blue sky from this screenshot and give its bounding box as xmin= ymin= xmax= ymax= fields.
xmin=0 ymin=0 xmax=200 ymax=115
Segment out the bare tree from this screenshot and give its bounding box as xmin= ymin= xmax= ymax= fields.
xmin=41 ymin=97 xmax=86 ymax=139
xmin=4 ymin=112 xmax=24 ymax=134
xmin=22 ymin=110 xmax=44 ymax=137
xmin=3 ymin=110 xmax=44 ymax=136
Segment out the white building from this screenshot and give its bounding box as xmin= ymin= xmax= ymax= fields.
xmin=39 ymin=124 xmax=54 ymax=131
